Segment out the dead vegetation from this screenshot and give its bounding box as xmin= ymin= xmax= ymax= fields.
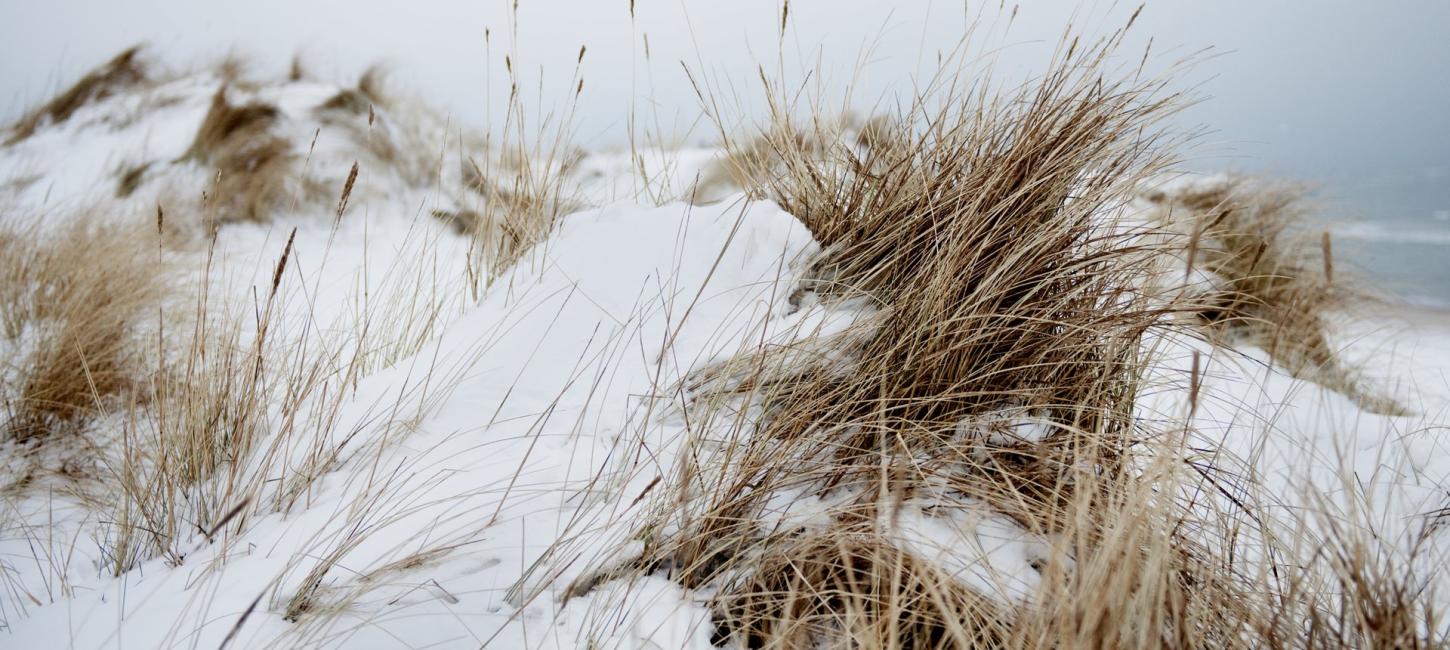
xmin=5 ymin=46 xmax=149 ymax=146
xmin=1145 ymin=178 xmax=1407 ymax=415
xmin=455 ymin=150 xmax=580 ymax=233
xmin=7 ymin=47 xmax=430 ymax=233
xmin=181 ymin=86 xmax=299 ymax=227
xmin=318 ymin=66 xmax=390 ymax=116
xmin=0 ymin=57 xmax=471 ymax=581
xmin=571 ymin=24 xmax=1449 ymax=650
xmin=0 ymin=215 xmax=454 ymax=577
xmin=115 ymin=161 xmax=151 ymax=197
xmin=460 ymin=157 xmax=579 ymax=292
xmin=0 ymin=221 xmax=165 ymax=443
xmin=453 ymin=74 xmax=584 ymax=295
xmin=1 ymin=26 xmax=1445 ymax=648
xmin=101 ymin=228 xmax=305 ymax=574
xmin=7 ymin=43 xmax=555 ymax=289
xmin=688 ymin=121 xmax=830 ymax=205
xmin=623 ymin=24 xmax=1224 ymax=647
xmin=710 ymin=528 xmax=1011 ymax=647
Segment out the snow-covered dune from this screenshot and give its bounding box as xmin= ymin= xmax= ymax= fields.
xmin=3 ymin=53 xmax=1449 ymax=649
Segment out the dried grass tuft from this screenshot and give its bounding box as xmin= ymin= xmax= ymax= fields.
xmin=288 ymin=54 xmax=307 ymax=83
xmin=587 ymin=24 xmax=1444 ymax=649
xmin=6 ymin=46 xmax=149 ymax=145
xmin=317 ymin=89 xmax=370 ymax=116
xmin=711 ymin=529 xmax=1010 ymax=648
xmin=457 ymin=147 xmax=580 ymax=292
xmin=1145 ymin=178 xmax=1407 ymax=415
xmin=357 ymin=65 xmax=389 ymax=107
xmin=115 ymin=162 xmax=151 ymax=198
xmin=622 ymin=26 xmax=1217 ymax=647
xmin=1 ymin=221 xmax=164 ymax=442
xmin=182 ymin=87 xmax=296 ymax=226
xmin=184 ymin=87 xmax=280 ymax=162
xmin=317 ymin=65 xmax=391 ymax=117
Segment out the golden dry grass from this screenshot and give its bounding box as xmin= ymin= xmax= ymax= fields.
xmin=711 ymin=529 xmax=1010 ymax=647
xmin=3 ymin=32 xmax=1444 ymax=649
xmin=0 ymin=71 xmax=459 ymax=579
xmin=1 ymin=221 xmax=165 ymax=443
xmin=622 ymin=26 xmax=1219 ymax=647
xmin=1145 ymin=178 xmax=1407 ymax=415
xmin=115 ymin=161 xmax=151 ymax=198
xmin=181 ymin=87 xmax=298 ymax=228
xmin=317 ymin=66 xmax=389 ymax=117
xmin=587 ymin=26 xmax=1446 ymax=650
xmin=454 ymin=78 xmax=584 ymax=295
xmin=5 ymin=46 xmax=149 ymax=146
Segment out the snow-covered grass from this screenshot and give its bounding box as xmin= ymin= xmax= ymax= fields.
xmin=1 ymin=20 xmax=1448 ymax=650
xmin=1141 ymin=177 xmax=1407 ymax=416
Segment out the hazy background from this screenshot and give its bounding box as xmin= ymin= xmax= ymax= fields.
xmin=2 ymin=0 xmax=1447 ymax=303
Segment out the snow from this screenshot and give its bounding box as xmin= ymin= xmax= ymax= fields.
xmin=2 ymin=68 xmax=1450 ymax=648
xmin=1135 ymin=316 xmax=1450 ymax=611
xmin=887 ymin=497 xmax=1054 ymax=605
xmin=1 ymin=113 xmax=822 ymax=643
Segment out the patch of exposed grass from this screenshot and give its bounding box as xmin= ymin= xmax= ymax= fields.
xmin=181 ymin=87 xmax=298 ymax=227
xmin=5 ymin=46 xmax=149 ymax=146
xmin=1145 ymin=178 xmax=1407 ymax=415
xmin=620 ymin=23 xmax=1223 ymax=647
xmin=575 ymin=24 xmax=1446 ymax=650
xmin=1 ymin=220 xmax=165 ymax=442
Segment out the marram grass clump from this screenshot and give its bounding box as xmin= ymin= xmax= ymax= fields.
xmin=1144 ymin=177 xmax=1407 ymax=415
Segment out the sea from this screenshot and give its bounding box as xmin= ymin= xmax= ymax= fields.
xmin=1312 ymin=167 xmax=1450 ymax=309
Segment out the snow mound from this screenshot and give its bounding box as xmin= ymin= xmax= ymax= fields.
xmin=3 ymin=57 xmax=1450 ymax=649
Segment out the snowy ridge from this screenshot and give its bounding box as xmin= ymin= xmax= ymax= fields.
xmin=2 ymin=62 xmax=1450 ymax=649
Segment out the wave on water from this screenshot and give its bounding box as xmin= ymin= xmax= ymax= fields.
xmin=1330 ymin=221 xmax=1450 ymax=245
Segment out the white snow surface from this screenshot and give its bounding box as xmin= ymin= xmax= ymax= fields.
xmin=2 ymin=196 xmax=813 ymax=648
xmin=1 ymin=70 xmax=1449 ymax=649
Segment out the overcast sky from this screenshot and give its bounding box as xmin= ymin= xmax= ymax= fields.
xmin=3 ymin=1 xmax=1447 ymax=215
